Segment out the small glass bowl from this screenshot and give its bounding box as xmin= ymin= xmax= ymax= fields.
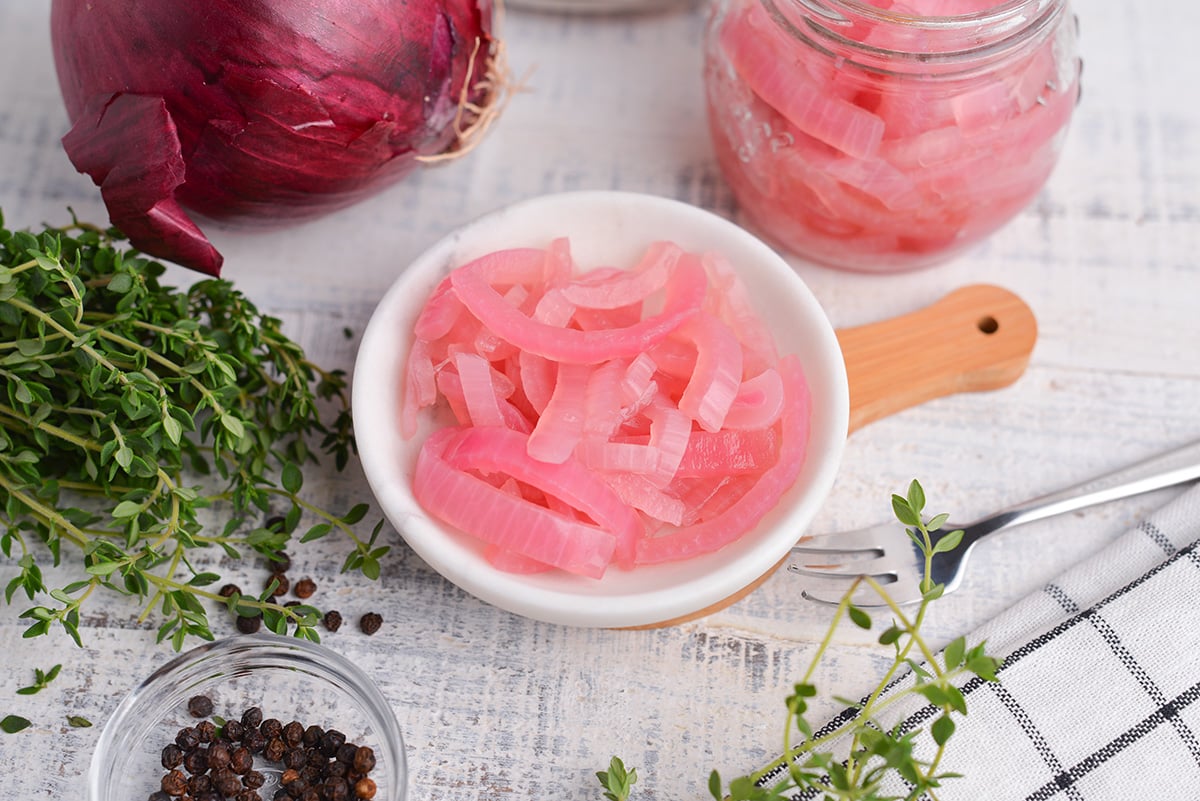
xmin=89 ymin=634 xmax=406 ymax=801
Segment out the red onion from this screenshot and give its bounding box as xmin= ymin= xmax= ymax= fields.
xmin=50 ymin=0 xmax=505 ymax=275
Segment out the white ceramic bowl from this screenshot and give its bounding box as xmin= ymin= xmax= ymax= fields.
xmin=353 ymin=191 xmax=849 ymax=627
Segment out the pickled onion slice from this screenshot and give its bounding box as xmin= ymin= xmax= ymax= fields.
xmin=414 ymin=428 xmax=617 ymax=578
xmin=451 ymin=249 xmax=708 ymax=364
xmin=723 ymin=368 xmax=785 ymax=430
xmin=439 ymin=426 xmax=642 ymax=569
xmin=636 ymin=355 xmax=811 ymax=564
xmin=721 ymin=3 xmax=884 ymax=159
xmin=673 ymin=311 xmax=743 ymax=433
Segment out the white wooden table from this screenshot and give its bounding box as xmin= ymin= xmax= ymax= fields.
xmin=2 ymin=1 xmax=1198 ymax=798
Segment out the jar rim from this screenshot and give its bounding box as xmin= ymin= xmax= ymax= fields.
xmin=764 ymin=0 xmax=1069 ymax=75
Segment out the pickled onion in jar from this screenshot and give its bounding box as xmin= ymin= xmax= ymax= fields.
xmin=704 ymin=0 xmax=1081 ymax=272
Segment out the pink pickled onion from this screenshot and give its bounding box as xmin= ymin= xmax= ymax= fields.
xmin=414 ymin=428 xmax=617 ymax=578
xmin=404 ymin=239 xmax=814 ymax=575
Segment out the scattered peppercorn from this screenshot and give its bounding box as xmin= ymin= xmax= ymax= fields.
xmin=358 ymin=612 xmax=382 ymax=636
xmin=243 ymin=769 xmax=266 ymax=789
xmin=213 ymin=769 xmax=243 ymax=797
xmin=149 ymin=790 xmax=172 ymax=801
xmin=236 ymin=614 xmax=263 ymax=634
xmin=293 ymin=577 xmax=317 ymax=599
xmin=241 ymin=707 xmax=264 ymax=729
xmin=335 ymin=743 xmax=358 ymax=764
xmin=259 ymin=717 xmax=283 ymax=739
xmin=322 ymin=610 xmax=343 ymax=632
xmin=187 ymin=694 xmax=215 ymax=718
xmin=266 ymin=572 xmax=290 ymax=597
xmin=187 ymin=773 xmax=214 ymax=796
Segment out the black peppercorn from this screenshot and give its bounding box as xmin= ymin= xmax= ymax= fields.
xmin=354 ymin=777 xmax=377 ymax=800
xmin=243 ymin=769 xmax=266 ymax=789
xmin=187 ymin=773 xmax=213 ymax=796
xmin=175 ymin=727 xmax=201 ymax=751
xmin=219 ymin=583 xmax=241 ymax=598
xmin=284 ymin=776 xmax=308 ymax=796
xmin=161 ymin=743 xmax=185 ymax=770
xmin=229 ymin=746 xmax=254 ymax=774
xmin=187 ymin=694 xmax=215 ymax=718
xmin=299 ymin=788 xmax=320 ymax=801
xmin=236 ymin=614 xmax=262 ymax=634
xmin=267 ymin=548 xmax=290 ymax=571
xmin=182 ymin=747 xmax=208 ymax=775
xmin=259 ymin=717 xmax=283 ymax=739
xmin=319 ymin=729 xmax=346 ymax=758
xmin=196 ymin=791 xmax=223 ymax=801
xmin=282 ymin=749 xmax=308 ymax=771
xmin=206 ymin=742 xmax=231 ymax=771
xmin=301 ymin=724 xmax=323 ymax=747
xmin=161 ymin=769 xmax=189 ymax=796
xmin=272 ymin=790 xmax=294 ymax=801
xmin=195 ymin=720 xmax=216 ymax=744
xmin=264 ymin=737 xmax=287 ymax=762
xmin=293 ymin=577 xmax=317 ymax=599
xmin=283 ymin=720 xmax=304 ymax=747
xmin=241 ymin=707 xmax=264 ymax=729
xmin=358 ymin=612 xmax=382 ymax=636
xmin=352 ymin=746 xmax=376 ymax=775
xmin=326 ymin=761 xmax=349 ymax=778
xmin=149 ymin=791 xmax=172 ymax=801
xmin=236 ymin=790 xmax=263 ymax=801
xmin=323 ymin=778 xmax=350 ymax=801
xmin=322 ymin=610 xmax=343 ymax=632
xmin=242 ymin=728 xmax=267 ymax=754
xmin=213 ymin=770 xmax=243 ymax=798
xmin=266 ymin=572 xmax=289 ymax=597
xmin=335 ymin=743 xmax=358 ymax=764
xmin=305 ymin=747 xmax=326 ymax=768
xmin=223 ymin=719 xmax=245 ymax=742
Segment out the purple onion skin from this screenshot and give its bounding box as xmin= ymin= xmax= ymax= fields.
xmin=51 ymin=0 xmax=496 ymax=275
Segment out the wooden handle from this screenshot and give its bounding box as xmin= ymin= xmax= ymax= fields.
xmin=629 ymin=284 xmax=1037 ymax=630
xmin=838 ymin=284 xmax=1038 ymax=434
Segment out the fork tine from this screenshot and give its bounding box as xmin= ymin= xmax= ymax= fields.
xmin=791 ymin=522 xmax=898 ymax=553
xmin=788 ymin=572 xmax=903 ymax=607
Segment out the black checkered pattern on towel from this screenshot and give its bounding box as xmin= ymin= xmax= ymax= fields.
xmin=759 ymin=484 xmax=1200 ymax=800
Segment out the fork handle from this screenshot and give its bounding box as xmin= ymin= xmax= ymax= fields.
xmin=968 ymin=439 xmax=1200 ymax=542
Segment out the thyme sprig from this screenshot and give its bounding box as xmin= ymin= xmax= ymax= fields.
xmin=605 ymin=481 xmax=1000 ymax=801
xmin=0 ymin=210 xmax=382 ymax=649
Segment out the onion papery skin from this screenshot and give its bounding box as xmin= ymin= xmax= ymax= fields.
xmin=50 ymin=0 xmax=499 ymax=275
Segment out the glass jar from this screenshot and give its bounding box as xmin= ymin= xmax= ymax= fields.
xmin=703 ymin=0 xmax=1081 ymax=272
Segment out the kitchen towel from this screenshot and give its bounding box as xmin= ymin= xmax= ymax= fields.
xmin=761 ymin=482 xmax=1200 ymax=800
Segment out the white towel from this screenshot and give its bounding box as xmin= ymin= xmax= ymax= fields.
xmin=760 ymin=483 xmax=1200 ymax=800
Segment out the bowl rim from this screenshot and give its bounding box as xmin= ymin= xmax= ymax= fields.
xmin=352 ymin=190 xmax=850 ymax=627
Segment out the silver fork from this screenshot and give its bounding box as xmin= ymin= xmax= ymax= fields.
xmin=788 ymin=439 xmax=1200 ymax=606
